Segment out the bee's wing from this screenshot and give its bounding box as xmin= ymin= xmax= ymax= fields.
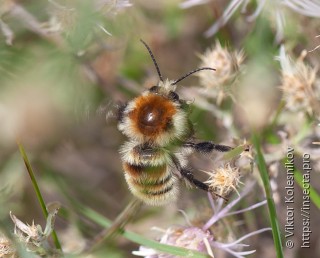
xmin=95 ymin=100 xmax=121 ymax=125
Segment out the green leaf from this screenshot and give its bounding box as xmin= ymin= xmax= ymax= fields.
xmin=18 ymin=143 xmax=62 ymax=250
xmin=78 ymin=204 xmax=211 ymax=258
xmin=252 ymin=134 xmax=284 ymax=258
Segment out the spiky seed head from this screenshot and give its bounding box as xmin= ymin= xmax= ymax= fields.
xmin=10 ymin=212 xmax=43 ymax=243
xmin=8 ymin=209 xmax=59 ymax=255
xmin=204 ymin=163 xmax=241 ymax=197
xmin=278 ymin=47 xmax=320 ymax=114
xmin=0 ymin=234 xmax=16 ymax=257
xmin=197 ymin=41 xmax=244 ymax=104
xmin=132 ymin=226 xmax=214 ymax=257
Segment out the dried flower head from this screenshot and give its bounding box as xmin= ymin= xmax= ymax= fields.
xmin=7 ymin=203 xmax=60 ymax=256
xmin=10 ymin=213 xmax=47 ymax=247
xmin=204 ymin=163 xmax=242 ymax=197
xmin=133 ymin=226 xmax=214 ymax=258
xmin=133 ymin=182 xmax=270 ymax=258
xmin=197 ymin=41 xmax=244 ymax=104
xmin=277 ymin=46 xmax=320 ymax=115
xmin=0 ymin=234 xmax=16 ymax=257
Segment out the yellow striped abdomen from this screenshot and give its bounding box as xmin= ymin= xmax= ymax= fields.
xmin=120 ymin=141 xmax=179 ymax=205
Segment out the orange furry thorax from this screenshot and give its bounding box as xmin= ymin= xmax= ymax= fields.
xmin=128 ymin=94 xmax=177 ymax=138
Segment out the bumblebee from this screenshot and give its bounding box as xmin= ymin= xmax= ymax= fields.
xmin=117 ymin=40 xmax=232 ymax=205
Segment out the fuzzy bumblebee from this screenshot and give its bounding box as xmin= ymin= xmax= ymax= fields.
xmin=117 ymin=40 xmax=232 ymax=205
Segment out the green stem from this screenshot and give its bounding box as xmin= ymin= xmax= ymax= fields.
xmin=78 ymin=203 xmax=210 ymax=258
xmin=17 ymin=143 xmax=62 ymax=251
xmin=252 ymin=134 xmax=284 ymax=258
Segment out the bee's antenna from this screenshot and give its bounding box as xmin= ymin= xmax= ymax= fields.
xmin=140 ymin=39 xmax=164 ymax=82
xmin=171 ymin=67 xmax=216 ymax=85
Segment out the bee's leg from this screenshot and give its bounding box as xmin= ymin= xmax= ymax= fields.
xmin=180 ymin=168 xmax=228 ymax=201
xmin=171 ymin=155 xmax=228 ymax=201
xmin=183 ymin=141 xmax=232 ymax=154
xmin=179 ymin=168 xmax=209 ymax=191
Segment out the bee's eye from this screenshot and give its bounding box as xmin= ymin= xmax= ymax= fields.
xmin=168 ymin=91 xmax=179 ymax=102
xmin=149 ymin=86 xmax=159 ymax=93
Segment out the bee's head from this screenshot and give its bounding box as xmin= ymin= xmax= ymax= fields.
xmin=118 ymin=85 xmax=186 ymax=145
xmin=117 ymin=40 xmax=215 ymax=145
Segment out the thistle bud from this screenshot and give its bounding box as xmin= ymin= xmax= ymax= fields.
xmin=204 ymin=163 xmax=242 ymax=197
xmin=197 ymin=41 xmax=244 ymax=104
